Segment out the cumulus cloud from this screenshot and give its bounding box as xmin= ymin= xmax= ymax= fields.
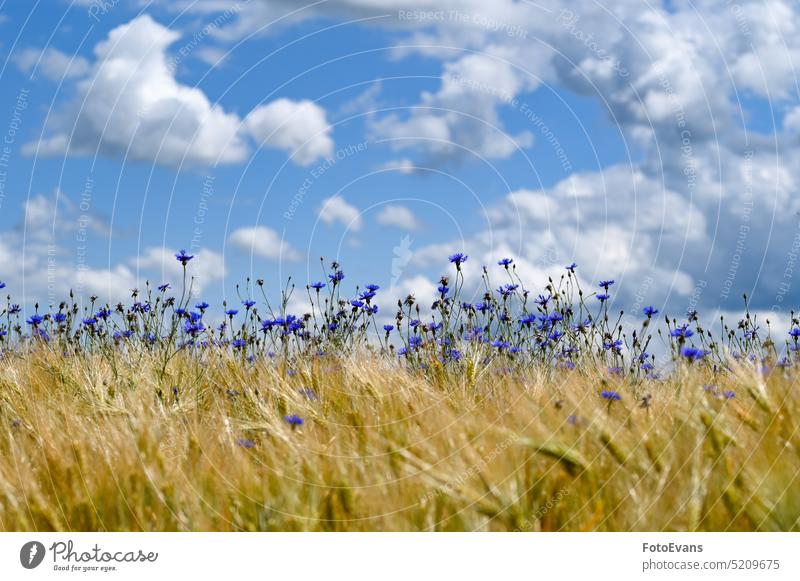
xmin=369 ymin=53 xmax=537 ymax=162
xmin=244 ymin=98 xmax=333 ymax=165
xmin=228 ymin=225 xmax=301 ymax=261
xmin=14 ymin=47 xmax=91 ymax=80
xmin=25 ymin=15 xmax=333 ymax=168
xmin=410 ymin=164 xmax=704 ymax=307
xmin=318 ymin=195 xmax=363 ymax=230
xmin=376 ymin=204 xmax=422 ymax=230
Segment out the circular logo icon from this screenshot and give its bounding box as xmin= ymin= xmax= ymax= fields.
xmin=20 ymin=541 xmax=46 ymax=569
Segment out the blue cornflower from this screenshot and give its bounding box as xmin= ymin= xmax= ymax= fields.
xmin=158 ymin=283 xmax=170 ymax=292
xmin=195 ymin=301 xmax=209 ymax=311
xmin=95 ymin=307 xmax=111 ymax=320
xmin=670 ymin=324 xmax=694 ymax=338
xmin=497 ymin=284 xmax=518 ymax=298
xmin=643 ymin=306 xmax=659 ymax=317
xmin=328 ymin=270 xmax=345 ymax=283
xmin=26 ymin=314 xmax=44 ymax=326
xmin=789 ymin=328 xmax=800 ymax=338
xmin=8 ymin=304 xmax=20 ymax=315
xmin=596 ymin=293 xmax=610 ymax=302
xmin=284 ymin=414 xmax=304 ymax=428
xmin=184 ymin=321 xmax=204 ymax=336
xmin=232 ymin=338 xmax=247 ymax=349
xmin=383 ymin=324 xmax=394 ymax=332
xmin=565 ymin=263 xmax=577 ymax=272
xmin=603 ymin=339 xmax=623 ymax=352
xmin=437 ymin=285 xmax=449 ymax=295
xmin=82 ymin=317 xmax=97 ymax=327
xmin=350 ymin=300 xmax=365 ymax=308
xmin=310 ymin=281 xmax=326 ymax=290
xmin=53 ymin=312 xmax=67 ymax=323
xmin=534 ymin=294 xmax=551 ymax=307
xmin=175 ymin=308 xmax=187 ymax=316
xmin=131 ymin=302 xmax=151 ymax=314
xmin=0 ymin=281 xmax=5 ymax=289
xmin=723 ymin=390 xmax=735 ymax=400
xmin=448 ymin=253 xmax=468 ymax=267
xmin=598 ymin=280 xmax=615 ymax=290
xmin=237 ymin=438 xmax=255 ymax=449
xmin=681 ymin=346 xmax=706 ymax=361
xmin=491 ymin=339 xmax=510 ymax=349
xmin=242 ymin=299 xmax=256 ymax=308
xmin=175 ymin=249 xmax=194 ymax=265
xmin=225 ymin=309 xmax=239 ymax=317
xmin=498 ymin=257 xmax=514 ymax=267
xmin=365 ymin=284 xmax=380 ymax=291
xmin=601 ymin=390 xmax=622 ymax=401
xmin=359 ymin=290 xmax=376 ymax=301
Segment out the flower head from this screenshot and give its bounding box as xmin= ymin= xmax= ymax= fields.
xmin=448 ymin=253 xmax=468 ymax=267
xmin=26 ymin=314 xmax=44 ymax=326
xmin=284 ymin=414 xmax=304 ymax=428
xmin=681 ymin=346 xmax=706 ymax=361
xmin=175 ymin=249 xmax=194 ymax=266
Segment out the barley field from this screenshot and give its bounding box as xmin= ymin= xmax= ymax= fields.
xmin=0 ymin=255 xmax=798 ymax=531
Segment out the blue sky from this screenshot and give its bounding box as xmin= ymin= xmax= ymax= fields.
xmin=0 ymin=0 xmax=799 ymax=326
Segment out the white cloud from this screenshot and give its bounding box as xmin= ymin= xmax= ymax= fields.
xmin=376 ymin=204 xmax=422 ymax=230
xmin=26 ymin=15 xmax=248 ymax=167
xmin=25 ymin=15 xmax=334 ymax=169
xmin=245 ymin=98 xmax=333 ymax=165
xmin=370 ymin=53 xmax=537 ymax=163
xmin=318 ymin=195 xmax=363 ymax=231
xmin=378 ymin=158 xmax=417 ymax=174
xmin=14 ymin=48 xmax=91 ymax=80
xmin=228 ymin=225 xmax=301 ymax=261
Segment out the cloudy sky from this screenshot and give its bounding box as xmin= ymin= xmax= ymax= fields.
xmin=0 ymin=0 xmax=798 ymax=322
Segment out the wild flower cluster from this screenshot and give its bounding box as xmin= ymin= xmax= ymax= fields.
xmin=0 ymin=251 xmax=794 ymax=381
